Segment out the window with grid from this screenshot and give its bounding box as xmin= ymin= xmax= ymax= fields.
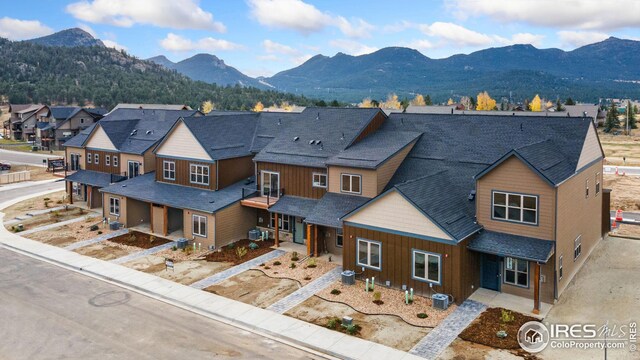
xmin=336 ymin=228 xmax=343 ymax=248
xmin=574 ymin=235 xmax=582 ymax=260
xmin=109 ymin=197 xmax=120 ymax=216
xmin=192 ymin=214 xmax=207 ymax=237
xmin=504 ymin=257 xmax=528 ymax=287
xmin=492 ymin=192 xmax=537 ymax=225
xmin=269 ymin=213 xmax=291 ymax=231
xmin=357 ymin=238 xmax=381 ymax=270
xmin=113 ymin=156 xmax=118 ymax=167
xmin=341 ymin=173 xmax=361 ymax=194
xmin=190 ymin=164 xmax=209 ymax=185
xmin=94 ymin=153 xmax=99 ymax=164
xmin=87 ymin=152 xmax=92 ymax=164
xmin=106 ymin=155 xmax=110 ymax=166
xmin=585 ymin=179 xmax=590 ymax=198
xmin=163 ymin=161 xmax=175 ymax=180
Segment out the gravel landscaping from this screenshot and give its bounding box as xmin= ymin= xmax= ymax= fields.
xmin=205 ymin=239 xmax=274 ymax=265
xmin=255 ymin=252 xmax=338 ymax=285
xmin=459 ymin=307 xmax=539 ymax=350
xmin=2 ymin=190 xmax=67 ymax=219
xmin=204 ymin=269 xmax=300 ymax=308
xmin=316 ymin=280 xmax=456 ymax=327
xmin=24 ymin=218 xmax=114 ymax=247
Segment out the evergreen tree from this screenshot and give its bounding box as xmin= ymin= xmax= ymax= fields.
xmin=329 ymin=100 xmax=340 ymax=107
xmin=565 ymin=97 xmax=576 ymax=105
xmin=604 ymin=102 xmax=620 ymax=133
xmin=556 ymin=99 xmax=564 ymax=111
xmin=424 ymin=94 xmax=433 ymax=105
xmin=626 ymin=101 xmax=637 ymax=130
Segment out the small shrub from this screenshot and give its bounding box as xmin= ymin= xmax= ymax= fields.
xmin=127 ymin=233 xmax=136 ymax=242
xmin=372 ymin=291 xmax=383 ymax=305
xmin=500 ymin=309 xmax=514 ymax=324
xmin=330 ymin=289 xmax=341 ymax=295
xmin=303 ymin=276 xmax=311 ymax=281
xmin=227 ymin=242 xmax=235 ymax=250
xmin=291 ymin=251 xmax=299 ymax=261
xmin=248 ymin=242 xmax=259 ymax=250
xmin=289 ymin=262 xmax=297 ymax=269
xmin=236 ymin=246 xmax=248 ymax=259
xmin=172 ymin=245 xmax=177 ymax=251
xmin=417 ymin=313 xmax=428 ymax=319
xmin=306 ymin=258 xmax=317 ymax=268
xmin=345 ymin=324 xmax=360 ymax=336
xmin=56 ymin=200 xmax=63 ymax=204
xmin=273 ymin=261 xmax=281 ymax=266
xmin=43 ymin=197 xmax=50 ymax=201
xmin=97 ymin=231 xmax=103 ymax=235
xmin=89 ymin=224 xmax=99 ymax=231
xmin=264 ymin=266 xmax=271 ymax=270
xmin=184 ymin=246 xmax=193 ymax=255
xmin=149 ymin=235 xmax=156 ymax=243
xmin=259 ymin=263 xmax=265 ymax=267
xmin=50 ymin=210 xmax=61 ymax=218
xmin=326 ymin=318 xmax=340 ymax=330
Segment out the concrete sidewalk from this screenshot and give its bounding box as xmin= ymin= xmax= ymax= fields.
xmin=0 ymin=220 xmax=421 ymax=360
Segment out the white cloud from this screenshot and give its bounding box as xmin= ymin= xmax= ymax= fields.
xmin=329 ymin=39 xmax=378 ymax=56
xmin=557 ymin=30 xmax=609 ymax=48
xmin=102 ymin=39 xmax=127 ymax=51
xmin=257 ymin=54 xmax=280 ymax=62
xmin=262 ymin=39 xmax=299 ymax=55
xmin=405 ymin=39 xmax=436 ymax=52
xmin=510 ymin=32 xmax=545 ymax=47
xmin=419 ymin=22 xmax=494 ymax=47
xmin=0 ymin=17 xmax=52 ymax=40
xmin=293 ymin=54 xmax=313 ymax=65
xmin=66 ymin=0 xmax=225 ymax=32
xmin=248 ymin=0 xmax=373 ymax=38
xmin=160 ymin=33 xmax=244 ymax=52
xmin=449 ymin=0 xmax=640 ymax=31
xmin=259 ymin=39 xmax=311 ymax=65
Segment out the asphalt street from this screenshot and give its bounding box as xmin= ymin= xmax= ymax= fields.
xmin=0 ymin=179 xmax=65 ymax=203
xmin=0 ymin=248 xmax=321 ymax=360
xmin=0 ymin=148 xmax=61 ymax=166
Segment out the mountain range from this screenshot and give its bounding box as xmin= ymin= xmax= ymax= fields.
xmin=20 ymin=28 xmax=640 ymax=102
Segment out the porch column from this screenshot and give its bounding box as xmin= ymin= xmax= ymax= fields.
xmin=149 ymin=203 xmax=154 ymax=233
xmin=306 ymin=224 xmax=312 ymax=256
xmin=533 ymin=262 xmax=541 ymax=315
xmin=274 ymin=213 xmax=279 ymax=247
xmin=87 ymin=185 xmax=92 ymax=208
xmin=314 ymin=225 xmax=318 ymax=257
xmin=68 ymin=182 xmax=73 ymax=204
xmin=163 ymin=205 xmax=168 ymax=236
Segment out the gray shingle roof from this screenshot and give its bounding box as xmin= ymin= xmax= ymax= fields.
xmin=63 ymin=123 xmax=96 ymax=148
xmin=306 ymin=192 xmax=370 ymax=228
xmin=268 ymin=195 xmax=319 ymax=218
xmin=181 ymin=114 xmax=259 ymax=160
xmin=250 ymin=112 xmax=299 ymax=153
xmin=100 ymin=173 xmax=252 ymax=213
xmin=467 ymin=230 xmax=555 ymax=263
xmin=65 ymin=170 xmax=121 ymax=188
xmin=253 ymin=107 xmax=384 ymax=167
xmin=50 ymin=106 xmax=81 ymax=121
xmin=326 ymin=130 xmax=421 ymax=169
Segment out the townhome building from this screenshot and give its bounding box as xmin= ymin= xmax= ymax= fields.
xmin=37 ymin=106 xmax=106 ymax=149
xmin=64 ymin=108 xmax=199 ymax=209
xmin=6 ymin=104 xmax=50 ymax=141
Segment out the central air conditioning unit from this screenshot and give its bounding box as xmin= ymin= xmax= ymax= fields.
xmin=432 ymin=293 xmax=450 ymax=310
xmin=248 ymin=229 xmax=261 ymax=240
xmin=109 ymin=222 xmax=120 ymax=230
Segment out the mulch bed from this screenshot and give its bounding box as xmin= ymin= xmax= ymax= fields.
xmin=109 ymin=231 xmax=172 ymax=249
xmin=459 ymin=307 xmax=540 ymax=349
xmin=205 ymin=239 xmax=274 ymax=265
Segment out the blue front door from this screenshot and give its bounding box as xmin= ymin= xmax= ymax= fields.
xmin=482 ymin=254 xmax=501 ymax=291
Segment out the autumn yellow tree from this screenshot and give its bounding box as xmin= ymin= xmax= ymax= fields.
xmin=358 ymin=98 xmax=374 ymax=108
xmin=447 ymin=98 xmax=455 ymax=105
xmin=201 ymin=100 xmax=215 ymax=114
xmin=279 ymin=101 xmax=294 ymax=112
xmin=545 ymin=100 xmax=553 ymax=110
xmin=253 ymin=101 xmax=264 ymax=112
xmin=476 ymin=91 xmax=496 ymax=111
xmin=529 ymin=94 xmax=542 ymax=112
xmin=381 ymin=93 xmax=401 ymax=109
xmin=410 ymin=94 xmax=426 ymax=106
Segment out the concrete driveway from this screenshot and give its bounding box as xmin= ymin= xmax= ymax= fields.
xmin=541 ymin=236 xmax=640 ymax=360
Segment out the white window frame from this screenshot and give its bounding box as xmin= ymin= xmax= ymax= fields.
xmin=574 ymin=235 xmax=582 ymax=260
xmin=492 ymin=191 xmax=538 ymax=225
xmin=504 ymin=257 xmax=528 ymax=287
xmin=559 ymin=255 xmax=563 ymax=280
xmin=412 ymin=250 xmax=441 ymax=285
xmin=357 ymin=238 xmax=381 ymax=270
xmin=105 ymin=155 xmax=110 ymax=166
xmin=190 ymin=164 xmax=209 ymax=185
xmin=192 ymin=214 xmax=207 ymax=237
xmin=585 ymin=179 xmax=590 ymax=198
xmin=341 ymin=173 xmax=362 ymax=194
xmin=595 ymin=172 xmax=600 ymax=196
xmin=270 ymin=213 xmax=291 ymax=231
xmin=87 ymin=152 xmax=92 ymax=164
xmin=163 ymin=160 xmax=176 ymax=180
xmin=113 ymin=156 xmax=118 ymax=168
xmin=109 ymin=197 xmax=120 ymax=216
xmin=94 ymin=153 xmax=99 ymax=165
xmin=312 ymin=172 xmax=327 ymax=188
xmin=336 ymin=228 xmax=343 ymax=248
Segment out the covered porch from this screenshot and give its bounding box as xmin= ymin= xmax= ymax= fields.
xmin=468 ymin=230 xmax=555 ymax=315
xmin=266 ymin=195 xmax=318 ymax=249
xmin=65 ymin=170 xmax=127 ymax=209
xmin=148 ymin=203 xmax=184 ymax=237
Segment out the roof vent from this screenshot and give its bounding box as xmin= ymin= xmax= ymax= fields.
xmin=400 ymin=118 xmax=404 ymax=125
xmin=319 ymin=143 xmax=324 ymax=150
xmin=468 ymin=190 xmax=476 ymax=201
xmin=520 ymin=123 xmax=523 ymax=131
xmin=316 ymin=112 xmax=320 ymax=120
xmin=309 ymin=140 xmax=315 ymax=145
xmin=278 ymin=118 xmax=282 ymax=125
xmin=340 ymin=132 xmax=345 ymax=140
xmin=293 ymin=136 xmax=299 ymax=142
xmin=146 ymin=130 xmax=152 ymax=135
xmin=316 ymin=140 xmax=322 ymax=145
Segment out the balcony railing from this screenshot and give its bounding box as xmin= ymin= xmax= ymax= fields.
xmin=240 ymin=187 xmax=284 ymax=209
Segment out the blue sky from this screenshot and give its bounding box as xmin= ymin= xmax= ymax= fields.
xmin=2 ymin=0 xmax=640 ymax=77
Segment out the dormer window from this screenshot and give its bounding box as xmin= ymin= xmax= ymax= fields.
xmin=492 ymin=191 xmax=537 ymax=225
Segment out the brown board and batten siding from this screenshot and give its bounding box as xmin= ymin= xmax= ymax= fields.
xmin=155 ymin=156 xmax=216 ymax=190
xmin=476 ymin=156 xmax=556 ymax=240
xmin=352 ymin=111 xmax=386 ymax=144
xmin=217 ymin=156 xmax=254 ymax=190
xmin=257 ymin=162 xmax=326 ymax=199
xmin=342 ymin=224 xmax=480 ymax=304
xmin=85 ymin=149 xmax=121 ymax=174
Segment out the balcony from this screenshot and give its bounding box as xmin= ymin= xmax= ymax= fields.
xmin=240 ymin=187 xmax=283 ymax=209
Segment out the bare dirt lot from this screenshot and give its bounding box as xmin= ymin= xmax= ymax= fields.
xmin=286 ymin=296 xmax=430 ymax=351
xmin=6 ymin=206 xmax=88 ymax=232
xmin=2 ymin=190 xmax=67 ymax=219
xmin=24 ymin=217 xmax=113 ymax=247
xmin=599 ymin=129 xmax=640 ymax=166
xmin=604 ymin=174 xmax=640 ymax=211
xmin=74 ymin=240 xmax=141 ymax=261
xmin=439 ymin=338 xmax=524 ymax=360
xmin=204 ymin=269 xmax=300 ymax=308
xmin=124 ymin=255 xmax=233 ymax=285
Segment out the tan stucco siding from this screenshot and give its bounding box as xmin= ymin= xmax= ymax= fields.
xmin=126 ymin=198 xmax=150 ymax=228
xmin=65 ymin=147 xmax=85 ymax=169
xmin=555 ymin=160 xmax=603 ymax=297
xmin=183 ymin=209 xmax=216 ymax=248
xmin=86 ymin=125 xmax=117 ymax=151
xmin=576 ymin=124 xmax=603 ymax=170
xmin=103 ymin=193 xmax=127 ymax=226
xmin=376 ymin=142 xmax=415 ymax=193
xmin=120 ymin=153 xmax=146 ymax=175
xmin=156 ymin=122 xmax=211 ymax=161
xmin=476 ymin=156 xmax=556 ymax=240
xmin=345 ymin=190 xmax=453 ymax=240
xmin=215 ymin=202 xmax=256 ymax=248
xmin=328 ymin=166 xmax=377 ymax=198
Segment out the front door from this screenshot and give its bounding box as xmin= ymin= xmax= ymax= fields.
xmin=261 ymin=171 xmax=279 ymax=197
xmin=293 ymin=218 xmax=304 ymax=244
xmin=70 ymin=153 xmax=80 ymax=170
xmin=481 ymin=254 xmax=501 ymax=291
xmin=128 ymin=161 xmax=140 ymax=179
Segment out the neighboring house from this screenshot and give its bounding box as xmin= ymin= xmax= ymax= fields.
xmin=73 ymin=108 xmax=606 ymax=314
xmin=107 ymin=103 xmax=192 ymax=115
xmin=63 ymin=108 xmax=200 ymax=209
xmin=37 ymin=106 xmax=106 ymax=150
xmin=6 ymin=104 xmax=49 ymax=141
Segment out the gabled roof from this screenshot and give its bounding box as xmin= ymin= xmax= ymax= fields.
xmin=268 ymin=195 xmax=319 ymax=219
xmin=253 ymin=107 xmax=385 ymax=168
xmin=65 ymin=170 xmax=121 ymax=188
xmin=108 ymin=103 xmax=192 ymax=113
xmin=62 ymin=123 xmax=96 ymax=148
xmin=180 ymin=114 xmax=259 ymax=160
xmin=305 ymin=192 xmax=370 ymax=228
xmin=325 ymin=130 xmax=421 ymax=169
xmin=50 ymin=106 xmax=82 ymax=121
